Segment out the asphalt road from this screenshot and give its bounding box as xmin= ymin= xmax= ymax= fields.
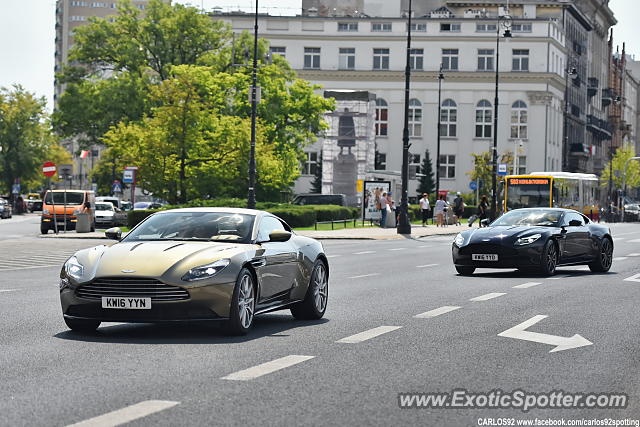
xmin=1 ymin=219 xmax=640 ymax=426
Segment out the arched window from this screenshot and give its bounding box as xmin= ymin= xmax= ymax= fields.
xmin=440 ymin=99 xmax=457 ymax=137
xmin=375 ymin=98 xmax=388 ymax=136
xmin=475 ymin=100 xmax=492 ymax=138
xmin=511 ymin=100 xmax=528 ymax=139
xmin=408 ymin=98 xmax=422 ymax=137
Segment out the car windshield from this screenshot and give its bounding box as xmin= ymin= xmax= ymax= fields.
xmin=44 ymin=192 xmax=85 ymax=205
xmin=95 ymin=203 xmax=113 ymax=211
xmin=124 ymin=211 xmax=256 ymax=243
xmin=492 ymin=209 xmax=561 ymax=227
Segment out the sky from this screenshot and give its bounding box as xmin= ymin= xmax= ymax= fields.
xmin=0 ymin=0 xmax=637 ymax=112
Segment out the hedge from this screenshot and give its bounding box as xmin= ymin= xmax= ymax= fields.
xmin=127 ymin=209 xmax=160 ymax=228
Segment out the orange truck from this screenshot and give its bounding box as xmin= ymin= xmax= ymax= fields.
xmin=41 ymin=190 xmax=95 ymax=234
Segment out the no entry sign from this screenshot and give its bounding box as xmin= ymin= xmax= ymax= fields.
xmin=42 ymin=162 xmax=57 ymax=177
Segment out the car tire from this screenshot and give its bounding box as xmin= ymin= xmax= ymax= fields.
xmin=224 ymin=268 xmax=256 ymax=336
xmin=539 ymin=239 xmax=558 ymax=276
xmin=40 ymin=225 xmax=49 ymax=234
xmin=589 ymin=237 xmax=613 ymax=273
xmin=455 ymin=266 xmax=475 ymax=276
xmin=291 ymin=260 xmax=328 ymax=320
xmin=64 ymin=317 xmax=100 ymax=333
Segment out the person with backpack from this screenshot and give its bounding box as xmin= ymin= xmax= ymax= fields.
xmin=452 ymin=192 xmax=464 ymax=226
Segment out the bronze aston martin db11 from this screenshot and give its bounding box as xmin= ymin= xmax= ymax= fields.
xmin=60 ymin=208 xmax=329 ymax=335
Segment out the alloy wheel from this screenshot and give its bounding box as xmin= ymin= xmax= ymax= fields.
xmin=546 ymin=243 xmax=557 ymax=273
xmin=312 ymin=263 xmax=328 ymax=313
xmin=600 ymin=239 xmax=613 ymax=270
xmin=238 ymin=275 xmax=255 ymax=329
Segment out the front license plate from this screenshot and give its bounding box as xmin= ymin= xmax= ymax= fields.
xmin=472 ymin=254 xmax=498 ymax=261
xmin=101 ymin=297 xmax=151 ymax=310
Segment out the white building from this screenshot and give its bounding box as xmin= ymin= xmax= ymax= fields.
xmin=215 ymin=4 xmax=569 ymax=197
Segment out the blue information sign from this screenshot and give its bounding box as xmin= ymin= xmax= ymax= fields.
xmin=469 ymin=181 xmax=478 ymax=191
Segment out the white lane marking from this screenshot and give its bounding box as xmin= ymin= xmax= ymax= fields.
xmin=0 ymin=264 xmax=60 ymax=272
xmin=348 ymin=273 xmax=380 ymax=279
xmin=613 ymin=257 xmax=628 ymax=261
xmin=0 ymin=289 xmax=18 ymax=293
xmin=66 ymin=400 xmax=179 ymax=427
xmin=498 ymin=315 xmax=593 ymax=353
xmin=336 ymin=326 xmax=402 ymax=344
xmin=546 ymin=275 xmax=571 ymax=280
xmin=416 ymin=263 xmax=439 ymax=268
xmin=629 ymin=239 xmax=640 ymax=243
xmin=353 ymin=251 xmax=375 ymax=255
xmin=469 ymin=292 xmax=506 ymax=302
xmin=389 ymin=248 xmax=406 ymax=251
xmin=221 ymin=355 xmax=314 ymax=381
xmin=512 ymin=282 xmax=542 ymax=289
xmin=627 ymin=253 xmax=640 ymax=257
xmin=624 ymin=273 xmax=640 ymax=283
xmin=418 ymin=245 xmax=431 ymax=248
xmin=414 ymin=306 xmax=461 ymax=318
xmin=613 ymin=238 xmax=625 ymax=242
xmin=326 ymin=255 xmax=339 ymax=258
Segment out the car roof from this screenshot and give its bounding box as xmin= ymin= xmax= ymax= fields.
xmin=95 ymin=201 xmax=114 ymax=207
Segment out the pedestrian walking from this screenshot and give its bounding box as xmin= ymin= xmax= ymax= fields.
xmin=434 ymin=194 xmax=448 ymax=227
xmin=452 ymin=192 xmax=464 ymax=226
xmin=477 ymin=195 xmax=489 ymax=227
xmin=419 ymin=193 xmax=430 ymax=226
xmin=379 ymin=192 xmax=389 ymax=227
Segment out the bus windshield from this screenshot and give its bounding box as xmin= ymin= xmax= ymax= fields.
xmin=506 ymin=178 xmax=551 ymax=210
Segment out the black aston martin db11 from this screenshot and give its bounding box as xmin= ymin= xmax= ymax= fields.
xmin=452 ymin=208 xmax=613 ymax=276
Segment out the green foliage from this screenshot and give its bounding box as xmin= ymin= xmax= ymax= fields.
xmin=266 ymin=208 xmax=317 ymax=228
xmin=467 ymin=151 xmax=513 ymax=198
xmin=600 ymin=143 xmax=640 ymax=190
xmin=127 ymin=209 xmax=160 ymax=228
xmin=417 ymin=149 xmax=435 ymax=195
xmin=0 ymin=86 xmax=67 ymax=195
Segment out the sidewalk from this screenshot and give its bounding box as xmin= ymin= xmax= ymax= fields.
xmin=39 ymin=224 xmax=470 ymax=241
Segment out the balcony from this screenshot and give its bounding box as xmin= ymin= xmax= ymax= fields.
xmin=570 ymin=143 xmax=587 ymax=153
xmin=602 ymin=88 xmax=614 ymax=107
xmin=586 ymin=114 xmax=613 ymax=138
xmin=587 ymin=78 xmax=598 ymax=97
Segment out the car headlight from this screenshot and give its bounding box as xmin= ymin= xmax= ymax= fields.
xmin=515 ymin=234 xmax=542 ymax=246
xmin=43 ymin=208 xmax=50 ymax=215
xmin=64 ymin=256 xmax=84 ymax=279
xmin=182 ymin=259 xmax=230 ymax=282
xmin=454 ymin=233 xmax=464 ymax=246
xmin=73 ymin=209 xmax=82 ymax=215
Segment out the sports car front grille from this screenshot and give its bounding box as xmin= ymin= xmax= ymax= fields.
xmin=75 ymin=277 xmax=190 ymax=302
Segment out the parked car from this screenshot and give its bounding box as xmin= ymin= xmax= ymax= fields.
xmin=59 ymin=208 xmax=329 ymax=335
xmin=133 ymin=201 xmax=163 ymax=210
xmin=120 ymin=201 xmax=133 ymax=211
xmin=94 ymin=202 xmax=127 ymax=227
xmin=27 ymin=199 xmax=43 ymax=212
xmin=96 ymin=196 xmax=122 ymax=210
xmin=0 ymin=198 xmax=12 ymax=219
xmin=292 ymin=193 xmax=346 ymax=206
xmin=624 ymin=203 xmax=640 ymax=221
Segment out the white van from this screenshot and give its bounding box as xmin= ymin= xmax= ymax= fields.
xmin=96 ymin=196 xmax=121 ymax=210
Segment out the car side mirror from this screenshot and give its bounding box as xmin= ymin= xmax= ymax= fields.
xmin=568 ymin=219 xmax=582 ymax=227
xmin=105 ymin=227 xmax=122 ymax=241
xmin=268 ymin=230 xmax=292 ymax=242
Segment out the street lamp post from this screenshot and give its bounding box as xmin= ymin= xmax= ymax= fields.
xmin=435 ymin=64 xmax=444 ymax=203
xmin=247 ymin=0 xmax=259 ymax=209
xmin=561 ymin=65 xmax=578 ymax=172
xmin=490 ymin=12 xmax=512 ymax=221
xmin=397 ymin=0 xmax=413 ymax=235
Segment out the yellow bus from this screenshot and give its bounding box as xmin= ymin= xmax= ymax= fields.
xmin=504 ymin=172 xmax=600 ymax=220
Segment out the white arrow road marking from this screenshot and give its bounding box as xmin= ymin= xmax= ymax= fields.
xmin=416 ymin=263 xmax=439 ymax=268
xmin=512 ymin=282 xmax=542 ymax=289
xmin=67 ymin=400 xmax=179 ymax=427
xmin=624 ymin=273 xmax=640 ymax=283
xmin=469 ymin=292 xmax=506 ymax=302
xmin=336 ymin=326 xmax=402 ymax=343
xmin=222 ymin=355 xmax=315 ymax=381
xmin=348 ymin=273 xmax=380 ymax=279
xmin=498 ymin=315 xmax=593 ymax=353
xmin=414 ymin=306 xmax=461 ymax=318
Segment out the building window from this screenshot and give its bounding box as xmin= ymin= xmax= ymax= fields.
xmin=372 ymin=22 xmax=392 ymax=32
xmin=408 ymin=98 xmax=422 ymax=137
xmin=439 ymin=155 xmax=456 ymax=178
xmin=375 ymin=152 xmax=387 ymax=170
xmin=510 ymin=100 xmax=528 ymax=139
xmin=71 ymin=1 xmax=88 ymax=6
xmin=375 ymin=98 xmax=388 ymax=136
xmin=70 ymin=15 xmax=87 ymax=21
xmin=410 ymin=48 xmax=424 ymax=70
xmin=440 ymin=99 xmax=457 ymax=137
xmin=475 ymin=100 xmax=492 ymax=138
xmin=477 ymin=49 xmax=494 ymax=71
xmin=476 ymin=23 xmax=497 ymax=32
xmin=373 ymin=48 xmax=390 ymax=70
xmin=512 ymin=49 xmax=529 ymax=72
xmin=304 ymin=47 xmax=321 ymax=69
xmin=302 ymin=152 xmax=318 ymax=175
xmin=269 ymin=46 xmax=286 ymax=58
xmin=338 ymin=48 xmax=355 ymax=70
xmin=441 ymin=49 xmax=458 ymax=71
xmin=91 ymin=2 xmax=107 ymax=7
xmin=440 ymin=23 xmax=461 ymax=32
xmin=512 ymin=23 xmax=532 ymax=33
xmin=517 ymin=156 xmax=527 ymax=174
xmin=410 ymin=154 xmax=421 ymax=174
xmin=338 ymin=22 xmax=358 ymax=32
xmin=409 ymin=23 xmax=427 ymax=32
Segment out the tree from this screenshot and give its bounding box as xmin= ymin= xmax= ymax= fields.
xmin=600 ymin=143 xmax=640 ymax=192
xmin=310 ymin=151 xmax=323 ymax=193
xmin=417 ymin=149 xmax=435 ymax=195
xmin=0 ymin=86 xmax=64 ymax=197
xmin=467 ymin=150 xmax=513 ymax=198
